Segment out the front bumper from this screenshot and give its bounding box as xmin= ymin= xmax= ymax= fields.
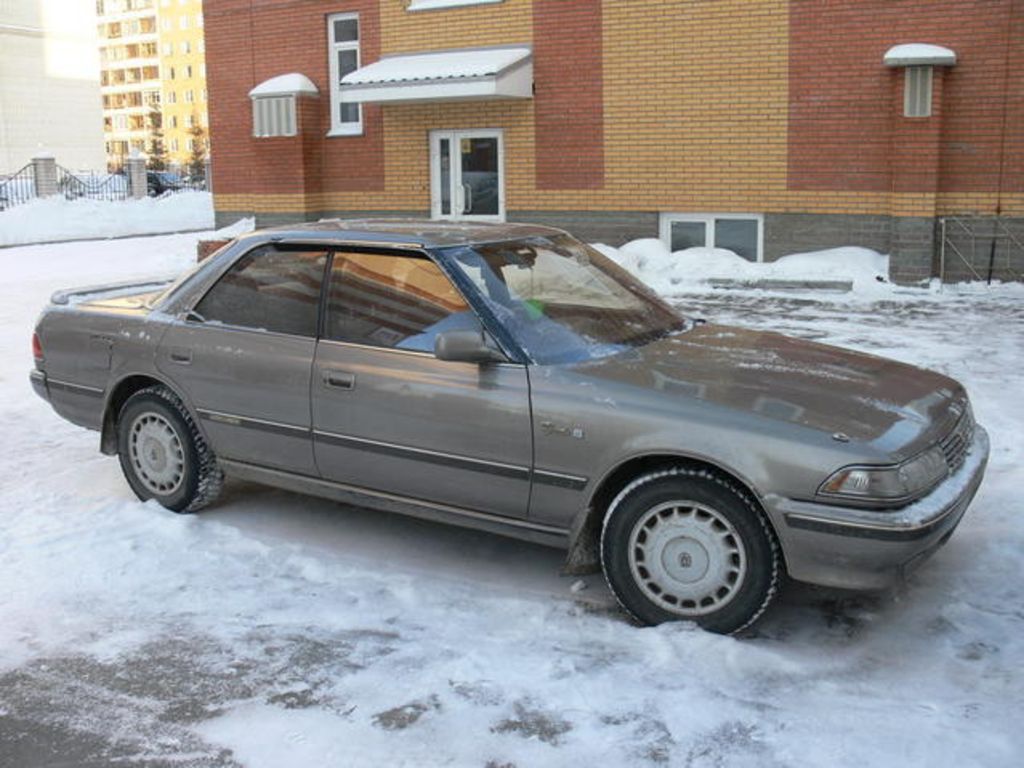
xmin=767 ymin=425 xmax=990 ymax=591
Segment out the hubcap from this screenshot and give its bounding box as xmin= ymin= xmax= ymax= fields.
xmin=129 ymin=412 xmax=185 ymax=495
xmin=628 ymin=500 xmax=747 ymax=617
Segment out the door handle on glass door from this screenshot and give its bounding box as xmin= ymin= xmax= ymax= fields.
xmin=323 ymin=370 xmax=355 ymax=390
xmin=462 ymin=182 xmax=472 ymax=214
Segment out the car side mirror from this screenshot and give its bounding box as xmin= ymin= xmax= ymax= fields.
xmin=434 ymin=329 xmax=508 ymax=364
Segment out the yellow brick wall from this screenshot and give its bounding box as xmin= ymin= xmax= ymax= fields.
xmin=380 ymin=0 xmax=532 ymax=52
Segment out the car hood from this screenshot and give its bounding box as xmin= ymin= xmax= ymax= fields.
xmin=564 ymin=323 xmax=963 ymax=458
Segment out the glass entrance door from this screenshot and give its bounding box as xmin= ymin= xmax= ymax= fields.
xmin=430 ymin=130 xmax=504 ymax=221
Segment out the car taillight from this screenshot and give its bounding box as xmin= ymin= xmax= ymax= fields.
xmin=32 ymin=331 xmax=43 ymax=362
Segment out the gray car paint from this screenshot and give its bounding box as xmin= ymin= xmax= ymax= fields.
xmin=30 ymin=220 xmax=989 ymax=592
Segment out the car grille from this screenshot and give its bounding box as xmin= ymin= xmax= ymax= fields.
xmin=940 ymin=407 xmax=974 ymax=473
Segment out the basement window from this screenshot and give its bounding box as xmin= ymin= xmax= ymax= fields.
xmin=904 ymin=66 xmax=932 ymax=118
xmin=659 ymin=213 xmax=763 ymax=262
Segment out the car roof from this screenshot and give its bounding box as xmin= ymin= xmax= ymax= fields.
xmin=249 ymin=218 xmax=567 ymax=249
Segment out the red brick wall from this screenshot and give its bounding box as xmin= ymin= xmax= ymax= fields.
xmin=532 ymin=0 xmax=604 ymax=190
xmin=203 ymin=0 xmax=383 ymax=198
xmin=788 ymin=0 xmax=1023 ymax=195
xmin=996 ymin=1 xmax=1024 ymax=199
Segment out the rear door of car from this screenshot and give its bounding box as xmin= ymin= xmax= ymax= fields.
xmin=156 ymin=243 xmax=328 ymax=475
xmin=310 ymin=248 xmax=533 ymax=519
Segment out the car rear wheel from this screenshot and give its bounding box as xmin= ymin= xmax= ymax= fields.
xmin=116 ymin=385 xmax=223 ymax=513
xmin=600 ymin=468 xmax=780 ymax=634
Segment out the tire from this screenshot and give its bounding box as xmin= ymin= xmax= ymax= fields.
xmin=600 ymin=468 xmax=780 ymax=634
xmin=116 ymin=385 xmax=223 ymax=513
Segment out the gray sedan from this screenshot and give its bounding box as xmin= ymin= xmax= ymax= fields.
xmin=30 ymin=221 xmax=988 ymax=633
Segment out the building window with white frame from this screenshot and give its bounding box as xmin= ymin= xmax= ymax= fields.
xmin=327 ymin=12 xmax=361 ymax=136
xmin=659 ymin=213 xmax=764 ymax=262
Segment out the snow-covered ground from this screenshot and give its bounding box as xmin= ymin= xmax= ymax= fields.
xmin=0 ymin=192 xmax=215 ymax=247
xmin=1 ymin=231 xmax=1022 ymax=767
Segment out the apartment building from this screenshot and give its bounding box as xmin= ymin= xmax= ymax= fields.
xmin=0 ymin=0 xmax=104 ymax=170
xmin=96 ymin=0 xmax=207 ymax=169
xmin=157 ymin=0 xmax=208 ymax=166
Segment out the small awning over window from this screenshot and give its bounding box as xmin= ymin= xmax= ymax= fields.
xmin=883 ymin=44 xmax=957 ymax=67
xmin=249 ymin=73 xmax=319 ymax=98
xmin=340 ymin=45 xmax=532 ymax=104
xmin=248 ymin=73 xmax=319 ymax=138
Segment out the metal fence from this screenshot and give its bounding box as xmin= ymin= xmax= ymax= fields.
xmin=57 ymin=165 xmax=130 ymax=203
xmin=0 ymin=162 xmax=208 ymax=210
xmin=939 ymin=216 xmax=1024 ymax=284
xmin=0 ymin=164 xmax=36 ymax=211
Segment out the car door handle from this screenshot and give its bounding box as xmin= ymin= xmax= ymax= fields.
xmin=323 ymin=370 xmax=355 ymax=390
xmin=168 ymin=348 xmax=192 ymax=365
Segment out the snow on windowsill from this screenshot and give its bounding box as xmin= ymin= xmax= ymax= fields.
xmin=407 ymin=0 xmax=503 ymax=12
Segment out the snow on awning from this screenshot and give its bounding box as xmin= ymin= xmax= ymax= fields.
xmin=248 ymin=73 xmax=319 ymax=98
xmin=340 ymin=46 xmax=532 ymax=104
xmin=883 ymin=44 xmax=957 ymax=67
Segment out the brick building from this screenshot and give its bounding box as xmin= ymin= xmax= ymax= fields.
xmin=203 ymin=0 xmax=1024 ymax=283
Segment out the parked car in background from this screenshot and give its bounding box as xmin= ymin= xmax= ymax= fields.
xmin=146 ymin=171 xmax=183 ymax=196
xmin=29 ymin=221 xmax=989 ymax=633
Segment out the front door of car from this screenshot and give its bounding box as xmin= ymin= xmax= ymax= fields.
xmin=311 ymin=248 xmax=532 ymax=518
xmin=156 ymin=244 xmax=328 ymax=476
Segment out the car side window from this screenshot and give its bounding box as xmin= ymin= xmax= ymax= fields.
xmin=194 ymin=245 xmax=328 ymax=337
xmin=326 ymin=251 xmax=473 ymax=352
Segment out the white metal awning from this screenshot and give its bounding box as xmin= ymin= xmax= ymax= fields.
xmin=883 ymin=44 xmax=957 ymax=67
xmin=340 ymin=45 xmax=532 ymax=104
xmin=249 ymin=73 xmax=319 ymax=98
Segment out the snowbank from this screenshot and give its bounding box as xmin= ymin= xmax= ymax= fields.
xmin=0 ymin=191 xmax=217 ymax=247
xmin=594 ymin=239 xmax=891 ymax=295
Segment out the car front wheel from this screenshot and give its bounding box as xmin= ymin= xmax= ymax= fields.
xmin=600 ymin=468 xmax=780 ymax=634
xmin=116 ymin=385 xmax=223 ymax=513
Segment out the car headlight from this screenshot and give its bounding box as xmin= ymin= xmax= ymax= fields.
xmin=819 ymin=446 xmax=949 ymax=505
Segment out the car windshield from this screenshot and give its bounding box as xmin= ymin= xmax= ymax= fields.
xmin=442 ymin=234 xmax=688 ymax=364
